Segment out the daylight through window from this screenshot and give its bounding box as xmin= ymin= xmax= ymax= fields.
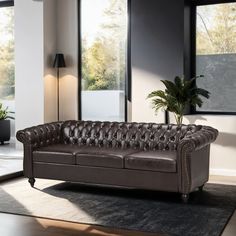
xmin=81 ymin=0 xmax=128 ymax=121
xmin=0 ymin=5 xmax=14 ymax=105
xmin=196 ymin=2 xmax=236 ymax=113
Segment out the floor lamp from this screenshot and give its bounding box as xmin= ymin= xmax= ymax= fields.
xmin=53 ymin=53 xmax=66 ymax=121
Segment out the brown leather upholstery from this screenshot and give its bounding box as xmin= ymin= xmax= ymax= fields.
xmin=33 ymin=145 xmax=138 ymax=168
xmin=16 ymin=122 xmax=63 ymax=149
xmin=76 ymin=147 xmax=138 ymax=168
xmin=61 ymin=121 xmax=206 ymax=151
xmin=16 ymin=120 xmax=219 ymax=197
xmin=33 ymin=144 xmax=83 ymax=165
xmin=125 ymin=151 xmax=177 ymax=172
xmin=34 ymin=144 xmax=84 ymax=155
xmin=33 ymin=151 xmax=75 ymax=165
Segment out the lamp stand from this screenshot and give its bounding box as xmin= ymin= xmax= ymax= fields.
xmin=53 ymin=53 xmax=66 ymax=121
xmin=57 ymin=68 xmax=60 ymax=121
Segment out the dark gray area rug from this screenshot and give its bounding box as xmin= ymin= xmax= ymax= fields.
xmin=0 ymin=178 xmax=235 ymax=236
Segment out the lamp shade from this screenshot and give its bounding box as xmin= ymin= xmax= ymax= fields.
xmin=53 ymin=53 xmax=66 ymax=68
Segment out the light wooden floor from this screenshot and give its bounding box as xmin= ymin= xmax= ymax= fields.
xmin=222 ymin=211 xmax=236 ymax=236
xmin=209 ymin=175 xmax=236 ymax=236
xmin=0 ymin=175 xmax=235 ymax=236
xmin=0 ymin=212 xmax=165 ymax=236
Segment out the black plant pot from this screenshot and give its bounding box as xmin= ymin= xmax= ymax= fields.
xmin=0 ymin=119 xmax=11 ymax=145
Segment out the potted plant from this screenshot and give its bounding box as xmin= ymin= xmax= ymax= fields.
xmin=147 ymin=76 xmax=210 ymax=125
xmin=0 ymin=103 xmax=14 ymax=145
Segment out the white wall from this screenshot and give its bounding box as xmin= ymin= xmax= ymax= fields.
xmin=167 ymin=114 xmax=236 ymax=176
xmin=131 ymin=0 xmax=184 ymax=123
xmin=15 ymin=0 xmax=58 ymax=149
xmin=57 ymin=0 xmax=78 ymax=121
xmin=184 ymin=115 xmax=236 ymax=176
xmin=15 ymin=0 xmax=45 ymax=134
xmin=44 ymin=0 xmax=57 ymax=123
xmin=15 ymin=0 xmax=77 ymax=142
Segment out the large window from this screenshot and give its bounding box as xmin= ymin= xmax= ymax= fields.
xmin=0 ymin=2 xmax=14 ymax=102
xmin=80 ymin=0 xmax=128 ymax=121
xmin=0 ymin=0 xmax=14 ymax=134
xmin=193 ymin=1 xmax=236 ymax=113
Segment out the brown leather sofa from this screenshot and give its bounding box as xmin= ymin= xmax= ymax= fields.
xmin=16 ymin=120 xmax=218 ymax=202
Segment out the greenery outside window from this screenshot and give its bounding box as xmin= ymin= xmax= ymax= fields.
xmin=0 ymin=1 xmax=14 ymax=103
xmin=191 ymin=0 xmax=236 ymax=114
xmin=80 ymin=0 xmax=128 ymax=121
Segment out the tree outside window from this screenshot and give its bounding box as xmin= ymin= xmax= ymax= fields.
xmin=196 ymin=2 xmax=236 ymax=113
xmin=0 ymin=6 xmax=14 ymax=101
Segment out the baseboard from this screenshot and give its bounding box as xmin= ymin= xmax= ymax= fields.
xmin=210 ymin=168 xmax=236 ymax=177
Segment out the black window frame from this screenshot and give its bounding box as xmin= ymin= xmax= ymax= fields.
xmin=188 ymin=0 xmax=236 ymax=115
xmin=78 ymin=0 xmax=131 ymax=121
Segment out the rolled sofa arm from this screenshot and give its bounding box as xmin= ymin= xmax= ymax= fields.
xmin=177 ymin=125 xmax=218 ymax=194
xmin=178 ymin=125 xmax=218 ymax=152
xmin=16 ymin=121 xmax=64 ymax=149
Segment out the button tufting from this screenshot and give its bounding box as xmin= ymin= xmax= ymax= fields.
xmin=160 ymin=136 xmax=165 ymax=141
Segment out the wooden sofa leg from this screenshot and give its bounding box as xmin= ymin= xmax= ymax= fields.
xmin=28 ymin=178 xmax=35 ymax=188
xmin=181 ymin=194 xmax=189 ymax=203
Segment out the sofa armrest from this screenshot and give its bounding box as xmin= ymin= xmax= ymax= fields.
xmin=177 ymin=126 xmax=218 ymax=194
xmin=16 ymin=122 xmax=64 ymax=178
xmin=178 ymin=126 xmax=218 ymax=152
xmin=16 ymin=122 xmax=63 ymax=149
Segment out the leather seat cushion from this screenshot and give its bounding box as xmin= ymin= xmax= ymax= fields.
xmin=76 ymin=147 xmax=138 ymax=168
xmin=125 ymin=151 xmax=177 ymax=173
xmin=33 ymin=144 xmax=83 ymax=165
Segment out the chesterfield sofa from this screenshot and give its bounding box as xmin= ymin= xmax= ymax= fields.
xmin=16 ymin=120 xmax=218 ymax=202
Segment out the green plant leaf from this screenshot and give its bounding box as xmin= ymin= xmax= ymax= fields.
xmin=0 ymin=102 xmax=13 ymax=120
xmin=192 ymin=88 xmax=210 ymax=99
xmin=161 ymin=80 xmax=179 ymax=97
xmin=147 ymin=90 xmax=167 ymax=100
xmin=174 ymin=76 xmax=183 ymax=89
xmin=147 ymin=75 xmax=210 ymax=124
xmin=190 ymin=96 xmax=203 ymax=107
xmin=151 ymin=99 xmax=167 ymax=112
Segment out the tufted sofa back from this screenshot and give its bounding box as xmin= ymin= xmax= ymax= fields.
xmin=61 ymin=120 xmax=203 ymax=151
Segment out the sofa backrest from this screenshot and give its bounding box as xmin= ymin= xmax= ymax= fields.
xmin=61 ymin=120 xmax=202 ymax=151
